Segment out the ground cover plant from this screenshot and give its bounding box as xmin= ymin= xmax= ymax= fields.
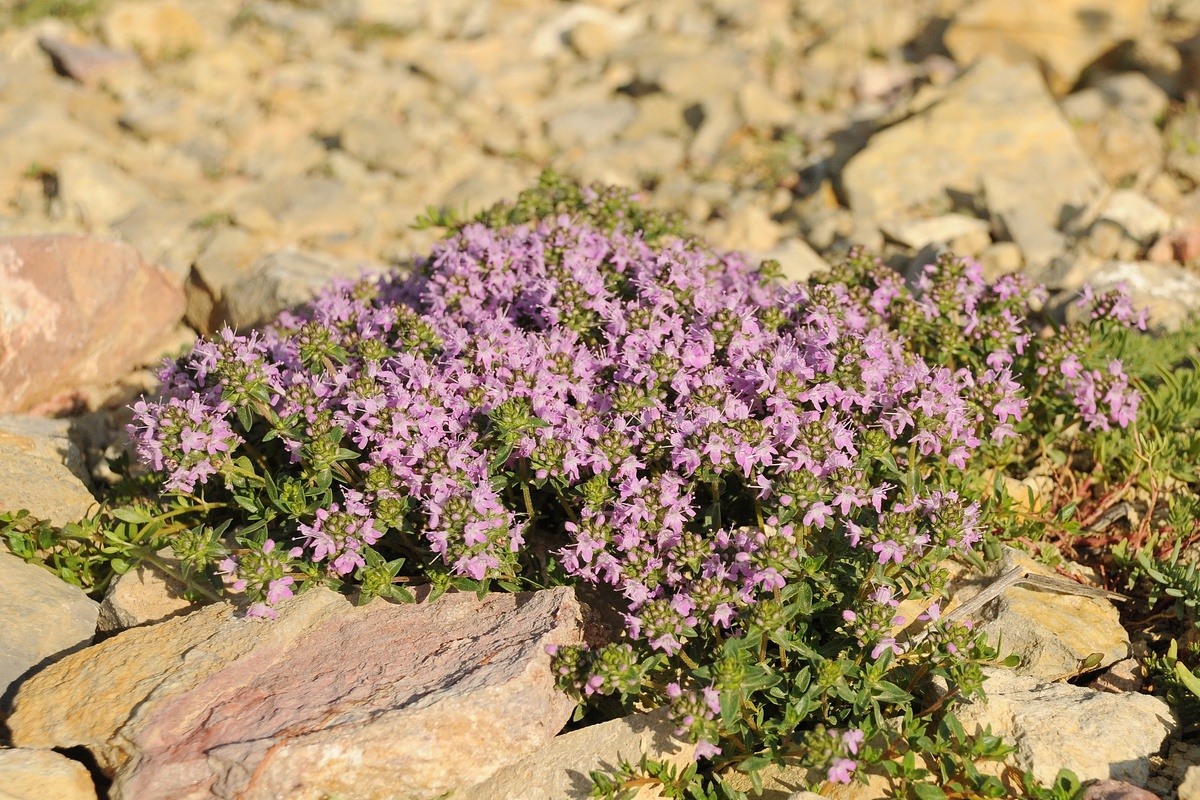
xmin=5 ymin=172 xmax=1198 ymax=798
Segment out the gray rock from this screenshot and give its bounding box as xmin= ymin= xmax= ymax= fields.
xmin=111 ymin=202 xmax=209 ymax=281
xmin=0 ymin=748 xmax=98 ymax=800
xmin=0 ymin=550 xmax=99 ymax=708
xmin=546 ymin=98 xmax=637 ymax=151
xmin=0 ymin=415 xmax=95 ymax=528
xmin=957 ymin=668 xmax=1176 ymax=786
xmin=842 ymin=57 xmax=1104 ymax=231
xmin=218 ymin=247 xmax=385 ymax=331
xmin=987 ymin=179 xmax=1069 ymax=279
xmin=9 ymin=586 xmax=582 ymax=800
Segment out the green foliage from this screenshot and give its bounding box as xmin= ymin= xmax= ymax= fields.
xmin=9 ymin=0 xmax=103 ymax=25
xmin=414 ymin=168 xmax=690 ymax=245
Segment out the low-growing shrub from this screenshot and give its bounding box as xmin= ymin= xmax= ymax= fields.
xmin=73 ymin=173 xmax=1152 ymax=795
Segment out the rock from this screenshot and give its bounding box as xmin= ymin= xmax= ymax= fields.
xmin=569 ymin=135 xmax=687 ymax=187
xmin=1180 ymin=765 xmax=1200 ymax=800
xmin=546 ymin=98 xmax=638 ymax=151
xmin=1069 ymin=260 xmax=1200 ymax=331
xmin=842 ymin=58 xmax=1103 ymax=232
xmin=531 ymin=5 xmax=640 ymax=60
xmin=950 ymin=547 xmax=1129 ymax=681
xmin=1094 ymin=190 xmax=1173 ymax=247
xmin=111 ymin=202 xmax=209 ymax=282
xmin=1087 ymin=658 xmax=1145 ymax=694
xmin=1070 ymin=112 xmax=1163 ymax=187
xmin=977 ymin=241 xmax=1025 ymax=281
xmin=8 ymin=586 xmax=582 ymax=800
xmin=987 ymin=182 xmax=1069 ymax=278
xmin=1089 ymin=72 xmax=1170 ymax=124
xmin=0 ymin=748 xmax=98 ymax=800
xmin=36 ymin=36 xmax=140 ymax=87
xmin=737 ymin=80 xmax=796 ymax=129
xmin=956 ymin=668 xmax=1176 ymax=786
xmin=96 ymin=548 xmax=199 ymax=634
xmin=0 ymin=235 xmax=185 ymax=414
xmin=56 ymin=154 xmax=152 ymax=229
xmin=1082 ymin=779 xmax=1161 ymax=800
xmin=218 ymin=247 xmax=385 ymax=331
xmin=0 ymin=550 xmax=99 ymax=708
xmin=185 ymin=226 xmax=267 ymax=333
xmin=712 ymin=204 xmax=783 ymax=253
xmin=1166 ymin=110 xmax=1200 ymax=187
xmin=0 ymin=415 xmax=95 ymax=528
xmin=100 ymin=0 xmax=210 ymax=64
xmin=1149 ymin=225 xmax=1200 ymax=265
xmin=758 ymin=238 xmax=832 ymax=284
xmin=456 ymin=707 xmax=695 ymax=800
xmin=881 ymin=214 xmax=992 ymax=254
xmin=944 ymin=0 xmax=1151 ymax=93
xmin=440 ymin=161 xmax=536 ymax=218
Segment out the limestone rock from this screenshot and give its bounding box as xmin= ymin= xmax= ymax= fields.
xmin=456 ymin=707 xmax=695 ymax=800
xmin=218 ymin=248 xmax=385 ymax=331
xmin=0 ymin=235 xmax=184 ymax=414
xmin=0 ymin=748 xmax=98 ymax=800
xmin=881 ymin=214 xmax=992 ymax=254
xmin=1095 ymin=190 xmax=1173 ymax=246
xmin=945 ymin=0 xmax=1150 ymax=93
xmin=0 ymin=415 xmax=95 ymax=528
xmin=954 ymin=547 xmax=1129 ymax=681
xmin=96 ymin=548 xmax=198 ymax=634
xmin=1180 ymin=764 xmax=1200 ymax=800
xmin=957 ymin=668 xmax=1176 ymax=786
xmin=0 ymin=550 xmax=99 ymax=707
xmin=8 ymin=586 xmax=582 ymax=800
xmin=100 ymin=0 xmax=210 ymax=64
xmin=1069 ymin=260 xmax=1200 ymax=331
xmin=56 ymin=154 xmax=152 ymax=229
xmin=842 ymin=57 xmax=1103 ymax=231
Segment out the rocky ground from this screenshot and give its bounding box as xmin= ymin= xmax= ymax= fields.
xmin=4 ymin=0 xmax=1200 ymax=798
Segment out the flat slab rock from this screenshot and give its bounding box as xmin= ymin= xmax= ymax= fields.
xmin=8 ymin=586 xmax=582 ymax=800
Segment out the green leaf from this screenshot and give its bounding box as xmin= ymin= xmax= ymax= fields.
xmin=912 ymin=783 xmax=947 ymax=800
xmin=111 ymin=507 xmax=153 ymax=524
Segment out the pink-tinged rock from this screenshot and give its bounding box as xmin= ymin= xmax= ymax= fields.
xmin=0 ymin=235 xmax=184 ymax=414
xmin=8 ymin=586 xmax=582 ymax=800
xmin=37 ymin=37 xmax=140 ymax=87
xmin=1081 ymin=779 xmax=1161 ymax=800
